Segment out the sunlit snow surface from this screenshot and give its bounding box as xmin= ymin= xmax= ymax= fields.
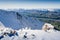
xmin=0 ymin=21 xmax=60 ymax=40
xmin=0 ymin=29 xmax=60 ymax=40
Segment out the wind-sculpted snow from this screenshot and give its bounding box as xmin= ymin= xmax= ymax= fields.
xmin=0 ymin=25 xmax=60 ymax=40
xmin=0 ymin=22 xmax=60 ymax=40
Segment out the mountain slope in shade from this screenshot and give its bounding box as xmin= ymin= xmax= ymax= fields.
xmin=0 ymin=9 xmax=44 ymax=30
xmin=0 ymin=10 xmax=22 ymax=30
xmin=0 ymin=21 xmax=5 ymax=28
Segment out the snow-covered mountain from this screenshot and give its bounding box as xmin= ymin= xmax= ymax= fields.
xmin=0 ymin=10 xmax=60 ymax=40
xmin=0 ymin=9 xmax=44 ymax=30
xmin=0 ymin=9 xmax=60 ymax=30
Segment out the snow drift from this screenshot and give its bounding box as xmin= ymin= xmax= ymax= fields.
xmin=0 ymin=22 xmax=60 ymax=40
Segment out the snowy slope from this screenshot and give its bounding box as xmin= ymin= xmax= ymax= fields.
xmin=0 ymin=21 xmax=5 ymax=28
xmin=17 ymin=29 xmax=60 ymax=40
xmin=0 ymin=21 xmax=60 ymax=40
xmin=0 ymin=10 xmax=21 ymax=30
xmin=0 ymin=9 xmax=60 ymax=40
xmin=0 ymin=27 xmax=60 ymax=40
xmin=0 ymin=9 xmax=44 ymax=30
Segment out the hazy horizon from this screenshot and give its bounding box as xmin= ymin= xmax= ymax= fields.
xmin=0 ymin=0 xmax=60 ymax=9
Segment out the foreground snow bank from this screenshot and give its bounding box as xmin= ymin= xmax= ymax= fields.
xmin=0 ymin=28 xmax=60 ymax=40
xmin=0 ymin=22 xmax=60 ymax=40
xmin=17 ymin=29 xmax=60 ymax=40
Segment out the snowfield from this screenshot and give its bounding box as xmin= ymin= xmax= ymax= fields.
xmin=0 ymin=19 xmax=60 ymax=40
xmin=0 ymin=29 xmax=60 ymax=40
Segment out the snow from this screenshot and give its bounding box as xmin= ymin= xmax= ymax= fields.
xmin=0 ymin=29 xmax=60 ymax=40
xmin=0 ymin=21 xmax=60 ymax=40
xmin=0 ymin=25 xmax=60 ymax=40
xmin=42 ymin=23 xmax=54 ymax=29
xmin=0 ymin=21 xmax=5 ymax=28
xmin=0 ymin=9 xmax=60 ymax=40
xmin=0 ymin=10 xmax=44 ymax=30
xmin=42 ymin=23 xmax=54 ymax=32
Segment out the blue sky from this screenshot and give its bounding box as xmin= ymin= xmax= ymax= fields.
xmin=0 ymin=0 xmax=60 ymax=9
